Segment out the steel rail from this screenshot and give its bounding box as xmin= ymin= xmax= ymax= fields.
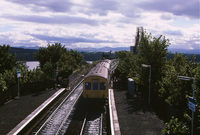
xmin=35 ymin=79 xmax=83 ymax=135
xmin=80 ymin=113 xmax=88 ymax=135
xmin=81 ymin=112 xmax=103 ymax=135
xmin=99 ymin=113 xmax=103 ymax=135
xmin=55 ymin=86 xmax=83 ymax=135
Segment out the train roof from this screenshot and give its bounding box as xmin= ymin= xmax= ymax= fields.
xmin=85 ymin=59 xmax=111 ymax=80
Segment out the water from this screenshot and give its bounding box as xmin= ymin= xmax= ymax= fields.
xmin=87 ymin=61 xmax=93 ymax=64
xmin=26 ymin=61 xmax=92 ymax=71
xmin=26 ymin=61 xmax=40 ymax=70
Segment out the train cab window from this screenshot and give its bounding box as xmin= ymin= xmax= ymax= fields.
xmin=100 ymin=82 xmax=106 ymax=90
xmin=93 ymin=83 xmax=98 ymax=90
xmin=85 ymin=82 xmax=91 ymax=90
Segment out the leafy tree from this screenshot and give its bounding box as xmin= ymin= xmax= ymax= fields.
xmin=35 ymin=43 xmax=83 ymax=80
xmin=136 ymin=32 xmax=170 ymax=100
xmin=35 ymin=43 xmax=67 ymax=69
xmin=0 ymin=45 xmax=17 ymax=73
xmin=115 ymin=51 xmax=138 ymax=76
xmin=158 ymin=53 xmax=197 ymax=116
xmin=35 ymin=43 xmax=68 ymax=79
xmin=158 ymin=53 xmax=200 ymax=134
xmin=28 ymin=68 xmax=45 ymax=83
xmin=114 ymin=31 xmax=200 ymax=134
xmin=57 ymin=50 xmax=83 ymax=78
xmin=41 ymin=61 xmax=54 ymax=80
xmin=57 ymin=53 xmax=75 ymax=78
xmin=161 ymin=116 xmax=189 ymax=135
xmin=3 ymin=68 xmax=17 ymax=89
xmin=69 ymin=49 xmax=83 ymax=67
xmin=194 ymin=64 xmax=200 ymax=134
xmin=0 ymin=74 xmax=7 ymax=92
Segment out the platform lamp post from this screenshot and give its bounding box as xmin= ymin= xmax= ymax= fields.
xmin=141 ymin=64 xmax=151 ymax=104
xmin=177 ymin=76 xmax=195 ymax=135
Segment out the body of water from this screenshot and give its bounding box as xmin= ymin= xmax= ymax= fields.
xmin=86 ymin=61 xmax=93 ymax=64
xmin=26 ymin=61 xmax=40 ymax=70
xmin=26 ymin=61 xmax=92 ymax=70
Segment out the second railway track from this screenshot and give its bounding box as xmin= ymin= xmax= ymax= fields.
xmin=33 ymin=82 xmax=83 ymax=135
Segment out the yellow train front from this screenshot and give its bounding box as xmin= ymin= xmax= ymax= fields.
xmin=83 ymin=60 xmax=111 ymax=99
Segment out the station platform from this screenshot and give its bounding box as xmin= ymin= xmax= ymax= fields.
xmin=0 ymin=85 xmax=165 ymax=135
xmin=0 ymin=89 xmax=59 ymax=135
xmin=113 ymin=89 xmax=165 ymax=135
xmin=109 ymin=89 xmax=121 ymax=135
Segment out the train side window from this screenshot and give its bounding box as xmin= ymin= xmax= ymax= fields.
xmin=85 ymin=82 xmax=91 ymax=90
xmin=93 ymin=83 xmax=98 ymax=90
xmin=100 ymin=82 xmax=106 ymax=90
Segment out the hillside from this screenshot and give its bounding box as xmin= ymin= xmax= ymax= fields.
xmin=10 ymin=47 xmax=200 ymax=62
xmin=10 ymin=47 xmax=38 ymax=61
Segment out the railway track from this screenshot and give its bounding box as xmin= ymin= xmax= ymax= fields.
xmin=8 ymin=62 xmax=121 ymax=135
xmin=80 ymin=112 xmax=103 ymax=135
xmin=65 ymin=99 xmax=108 ymax=135
xmin=32 ymin=82 xmax=83 ymax=135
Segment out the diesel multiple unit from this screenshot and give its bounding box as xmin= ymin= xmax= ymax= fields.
xmin=83 ymin=60 xmax=112 ymax=99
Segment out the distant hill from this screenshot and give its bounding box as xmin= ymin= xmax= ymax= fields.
xmin=74 ymin=47 xmax=129 ymax=52
xmin=11 ymin=46 xmax=199 ymax=54
xmin=17 ymin=46 xmax=40 ymax=50
xmin=10 ymin=47 xmax=38 ymax=61
xmin=168 ymin=48 xmax=200 ymax=54
xmin=10 ymin=46 xmax=200 ymax=62
xmin=167 ymin=53 xmax=200 ymax=63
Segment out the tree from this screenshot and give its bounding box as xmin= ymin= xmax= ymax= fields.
xmin=0 ymin=45 xmax=17 ymax=73
xmin=161 ymin=116 xmax=189 ymax=135
xmin=57 ymin=53 xmax=75 ymax=78
xmin=136 ymin=32 xmax=170 ymax=101
xmin=35 ymin=43 xmax=83 ymax=80
xmin=68 ymin=49 xmax=83 ymax=69
xmin=57 ymin=50 xmax=83 ymax=79
xmin=35 ymin=43 xmax=67 ymax=69
xmin=0 ymin=74 xmax=7 ymax=92
xmin=115 ymin=51 xmax=136 ymax=78
xmin=158 ymin=53 xmax=200 ymax=134
xmin=158 ymin=53 xmax=197 ymax=115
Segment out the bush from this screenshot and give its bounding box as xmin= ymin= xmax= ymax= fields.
xmin=161 ymin=116 xmax=189 ymax=135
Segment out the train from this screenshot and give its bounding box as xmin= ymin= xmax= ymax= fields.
xmin=83 ymin=59 xmax=113 ymax=99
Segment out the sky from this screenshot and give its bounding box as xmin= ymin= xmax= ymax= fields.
xmin=0 ymin=0 xmax=199 ymax=50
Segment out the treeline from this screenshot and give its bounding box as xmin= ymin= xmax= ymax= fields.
xmin=10 ymin=47 xmax=200 ymax=63
xmin=167 ymin=53 xmax=200 ymax=63
xmin=10 ymin=47 xmax=38 ymax=61
xmin=115 ymin=32 xmax=200 ymax=135
xmin=0 ymin=43 xmax=88 ymax=105
xmin=10 ymin=47 xmax=117 ymax=61
xmin=81 ymin=51 xmax=116 ymax=61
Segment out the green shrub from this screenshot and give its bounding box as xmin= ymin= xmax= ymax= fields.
xmin=161 ymin=116 xmax=189 ymax=135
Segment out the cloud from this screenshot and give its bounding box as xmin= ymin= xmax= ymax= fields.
xmin=2 ymin=14 xmax=100 ymax=26
xmin=88 ymin=0 xmax=119 ymax=16
xmin=29 ymin=34 xmax=118 ymax=44
xmin=7 ymin=0 xmax=74 ymax=12
xmin=160 ymin=13 xmax=175 ymax=20
xmin=137 ymin=0 xmax=199 ymax=19
xmin=164 ymin=30 xmax=183 ymax=36
xmin=1 ymin=0 xmax=199 ymax=50
xmin=8 ymin=0 xmax=120 ymax=16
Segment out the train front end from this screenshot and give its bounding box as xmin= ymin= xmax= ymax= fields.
xmin=83 ymin=76 xmax=108 ymax=99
